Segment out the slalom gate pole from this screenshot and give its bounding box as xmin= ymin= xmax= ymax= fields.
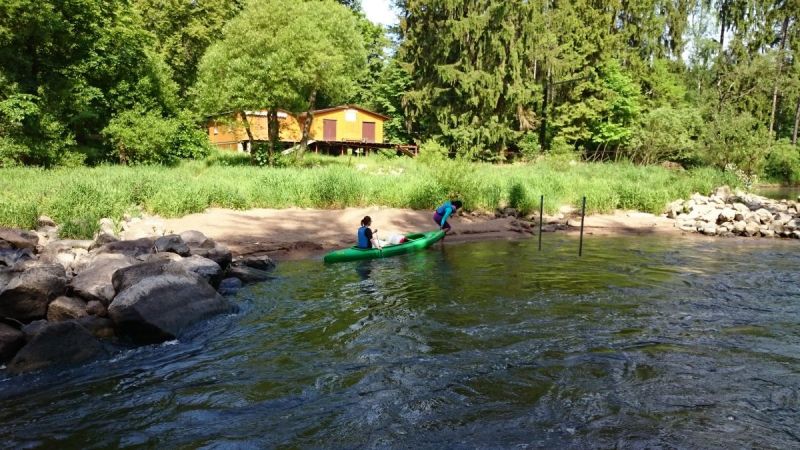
xmin=579 ymin=196 xmax=586 ymax=257
xmin=538 ymin=195 xmax=544 ymax=251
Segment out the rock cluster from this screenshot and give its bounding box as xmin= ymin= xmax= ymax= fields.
xmin=0 ymin=224 xmax=275 ymax=374
xmin=668 ymin=186 xmax=800 ymax=238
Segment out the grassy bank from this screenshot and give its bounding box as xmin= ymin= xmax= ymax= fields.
xmin=0 ymin=154 xmax=738 ymax=238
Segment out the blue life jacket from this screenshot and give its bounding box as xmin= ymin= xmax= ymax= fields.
xmin=436 ymin=201 xmax=453 ymax=216
xmin=357 ymin=226 xmax=370 ymax=248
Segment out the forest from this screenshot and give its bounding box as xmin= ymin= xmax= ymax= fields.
xmin=2 ymin=0 xmax=800 ymax=182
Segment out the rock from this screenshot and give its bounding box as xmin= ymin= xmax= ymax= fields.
xmin=172 ymin=255 xmax=223 ymax=286
xmin=744 ymin=222 xmax=761 ymax=237
xmin=774 ymin=213 xmax=794 ymax=226
xmin=701 ymin=225 xmax=717 ymax=236
xmin=0 ymin=228 xmax=39 ymax=251
xmin=86 ymin=300 xmax=107 ymax=317
xmin=719 ymin=208 xmax=736 ymax=223
xmin=0 ymin=323 xmax=24 ymax=362
xmin=7 ymin=321 xmax=106 ymax=374
xmin=111 ymin=260 xmax=187 ymax=295
xmin=93 ymin=238 xmax=155 ymax=258
xmin=108 ymin=273 xmax=233 ymax=343
xmin=666 ymin=200 xmax=684 ymax=218
xmin=90 ymin=232 xmax=119 ymax=250
xmin=98 ymin=218 xmax=115 ymax=236
xmin=733 ymin=221 xmax=747 ymax=234
xmin=760 ymin=228 xmax=775 ymax=238
xmin=690 ymin=193 xmax=707 ymax=205
xmin=755 ymin=208 xmax=773 ymax=224
xmin=189 ymin=242 xmax=232 ymax=269
xmin=0 ymin=248 xmax=34 ymax=267
xmin=217 ymin=277 xmax=242 ymax=296
xmin=46 ymin=296 xmax=88 ymax=322
xmin=0 ymin=264 xmax=67 ymax=322
xmin=703 ymin=210 xmax=721 ymax=224
xmin=713 ymin=186 xmax=732 ymax=200
xmin=226 ymin=265 xmax=274 ymax=284
xmin=71 ymin=254 xmax=136 ymax=304
xmin=792 ymin=231 xmax=800 ymax=239
xmin=154 ymin=234 xmax=190 ymax=256
xmin=180 ymin=230 xmax=211 ymax=248
xmin=76 ymin=316 xmax=115 ymax=339
xmin=238 ymin=255 xmax=276 ymax=272
xmin=502 ymin=207 xmax=518 ymax=217
xmin=20 ymin=319 xmax=48 ymax=340
xmin=37 ymin=216 xmax=56 ymax=228
xmin=138 ymin=252 xmax=183 ymax=263
xmin=786 ymin=219 xmax=799 ymax=231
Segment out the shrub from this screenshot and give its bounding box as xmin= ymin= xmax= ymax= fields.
xmin=701 ymin=111 xmax=770 ymax=176
xmin=417 ymin=140 xmax=449 ymax=164
xmin=103 ymin=109 xmax=211 ymax=165
xmin=516 ymin=132 xmax=541 ymax=162
xmin=764 ymin=140 xmax=800 ymax=183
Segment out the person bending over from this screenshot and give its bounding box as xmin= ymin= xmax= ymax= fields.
xmin=433 ymin=200 xmax=462 ymax=233
xmin=357 ymin=216 xmax=382 ymax=249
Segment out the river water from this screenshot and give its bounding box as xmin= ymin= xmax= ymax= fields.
xmin=1 ymin=235 xmax=799 ymax=448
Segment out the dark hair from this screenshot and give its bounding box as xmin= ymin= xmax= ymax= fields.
xmin=360 ymin=216 xmax=372 ymax=227
xmin=452 ymin=200 xmax=463 ymax=209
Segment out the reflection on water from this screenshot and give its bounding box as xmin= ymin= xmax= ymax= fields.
xmin=1 ymin=235 xmax=799 ymax=448
xmin=755 ymin=185 xmax=800 ymax=200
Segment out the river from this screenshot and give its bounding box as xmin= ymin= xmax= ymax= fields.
xmin=1 ymin=235 xmax=799 ymax=448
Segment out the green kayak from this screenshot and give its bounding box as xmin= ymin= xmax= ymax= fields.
xmin=323 ymin=230 xmax=445 ymax=263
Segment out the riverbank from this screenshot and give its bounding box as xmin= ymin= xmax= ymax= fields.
xmin=118 ymin=206 xmax=684 ymax=260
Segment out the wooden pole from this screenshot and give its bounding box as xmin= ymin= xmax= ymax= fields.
xmin=538 ymin=195 xmax=544 ymax=251
xmin=579 ymin=196 xmax=586 ymax=257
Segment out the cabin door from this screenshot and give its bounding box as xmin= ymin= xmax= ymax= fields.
xmin=362 ymin=122 xmax=376 ymax=143
xmin=323 ymin=119 xmax=337 ymax=141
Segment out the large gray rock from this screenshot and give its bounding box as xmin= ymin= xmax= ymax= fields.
xmin=154 ymin=235 xmax=190 ymax=256
xmin=179 ymin=230 xmax=211 ymax=248
xmin=172 ymin=255 xmax=223 ymax=286
xmin=93 ymin=238 xmax=155 ymax=258
xmin=111 ymin=260 xmax=187 ymax=295
xmin=0 ymin=248 xmax=34 ymax=267
xmin=237 ymin=255 xmax=276 ymax=272
xmin=0 ymin=228 xmax=39 ymax=251
xmin=108 ymin=273 xmax=233 ymax=343
xmin=76 ymin=315 xmax=115 ymax=339
xmin=718 ymin=208 xmax=736 ymax=223
xmin=70 ymin=254 xmax=136 ymax=304
xmin=7 ymin=321 xmax=106 ymax=374
xmin=744 ymin=222 xmax=761 ymax=237
xmin=20 ymin=319 xmax=48 ymax=340
xmin=86 ymin=300 xmax=107 ymax=317
xmin=46 ymin=296 xmax=88 ymax=322
xmin=217 ymin=277 xmax=242 ymax=296
xmin=226 ymin=265 xmax=273 ymax=283
xmin=0 ymin=323 xmax=24 ymax=362
xmin=0 ymin=264 xmax=66 ymax=322
xmin=189 ymin=242 xmax=232 ymax=269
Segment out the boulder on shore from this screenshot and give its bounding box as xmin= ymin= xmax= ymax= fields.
xmin=0 ymin=323 xmax=25 ymax=362
xmin=7 ymin=321 xmax=106 ymax=374
xmin=189 ymin=242 xmax=232 ymax=270
xmin=47 ymin=296 xmax=88 ymax=322
xmin=0 ymin=264 xmax=67 ymax=322
xmin=237 ymin=255 xmax=276 ymax=272
xmin=108 ymin=273 xmax=233 ymax=343
xmin=154 ymin=235 xmax=190 ymax=256
xmin=0 ymin=228 xmax=39 ymax=251
xmin=217 ymin=277 xmax=242 ymax=296
xmin=226 ymin=265 xmax=273 ymax=284
xmin=70 ymin=254 xmax=136 ymax=304
xmin=93 ymin=238 xmax=155 ymax=258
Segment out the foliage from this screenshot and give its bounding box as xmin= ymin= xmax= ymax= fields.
xmin=628 ymin=107 xmax=701 ymax=165
xmin=764 ymin=140 xmax=800 ymax=183
xmin=103 ymin=110 xmax=210 ymax=165
xmin=701 ymin=110 xmax=771 ymax=176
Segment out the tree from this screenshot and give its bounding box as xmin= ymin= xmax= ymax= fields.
xmin=194 ymin=0 xmax=365 ymax=163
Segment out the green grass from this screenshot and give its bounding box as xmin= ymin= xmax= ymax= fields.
xmin=0 ymin=154 xmax=739 ymax=238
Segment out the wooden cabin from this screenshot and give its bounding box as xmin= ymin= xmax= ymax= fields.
xmin=206 ymin=105 xmax=412 ymax=156
xmin=206 ymin=110 xmax=301 ymax=152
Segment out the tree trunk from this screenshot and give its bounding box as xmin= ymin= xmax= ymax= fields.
xmin=718 ymin=3 xmax=726 ymax=52
xmin=238 ymin=110 xmax=255 ymax=154
xmin=299 ymin=89 xmax=318 ymax=158
xmin=792 ymin=97 xmax=800 ymax=145
xmin=769 ymin=16 xmax=790 ymax=135
xmin=268 ymin=109 xmax=279 ymax=159
xmin=539 ymin=66 xmax=551 ymax=150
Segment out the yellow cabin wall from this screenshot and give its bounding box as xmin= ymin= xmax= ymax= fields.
xmin=305 ymin=109 xmax=385 ymax=143
xmin=207 ymin=112 xmax=302 ymax=151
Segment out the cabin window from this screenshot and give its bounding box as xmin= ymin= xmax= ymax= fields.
xmin=345 ymin=109 xmax=357 ymax=122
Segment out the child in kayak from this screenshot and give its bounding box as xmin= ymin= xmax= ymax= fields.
xmin=433 ymin=200 xmax=462 ymax=233
xmin=357 ymin=216 xmax=382 ymax=249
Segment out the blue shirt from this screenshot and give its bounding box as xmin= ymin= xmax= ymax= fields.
xmin=357 ymin=226 xmax=372 ymax=248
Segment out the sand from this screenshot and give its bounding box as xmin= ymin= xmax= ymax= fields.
xmin=121 ymin=207 xmax=686 ymax=260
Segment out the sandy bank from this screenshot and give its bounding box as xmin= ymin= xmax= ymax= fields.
xmin=121 ymin=207 xmax=684 ymax=260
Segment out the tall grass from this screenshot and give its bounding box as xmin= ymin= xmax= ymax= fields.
xmin=0 ymin=155 xmax=738 ymax=238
